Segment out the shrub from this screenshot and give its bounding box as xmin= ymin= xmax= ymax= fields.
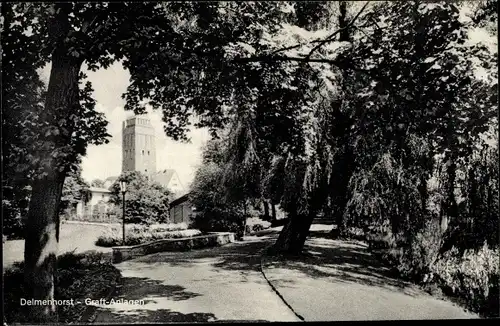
xmin=149 ymin=222 xmax=188 ymax=232
xmin=431 ymin=243 xmax=499 ymax=317
xmin=4 ymin=252 xmax=120 ymax=324
xmin=95 ymin=225 xmax=201 ymax=247
xmin=252 ymin=224 xmax=264 ymax=232
xmin=397 ymin=219 xmax=444 ymax=282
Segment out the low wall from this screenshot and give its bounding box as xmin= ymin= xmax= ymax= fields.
xmin=112 ymin=232 xmax=235 ymax=263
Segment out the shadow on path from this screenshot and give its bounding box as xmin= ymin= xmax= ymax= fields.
xmin=265 ymin=231 xmax=421 ymax=296
xmin=92 ymin=235 xmax=297 ymax=322
xmin=261 ymin=229 xmax=476 ymax=320
xmin=92 ymin=276 xmax=214 ymax=322
xmin=93 ymin=307 xmax=217 ymax=323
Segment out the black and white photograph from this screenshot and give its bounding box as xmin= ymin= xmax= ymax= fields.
xmin=2 ymin=1 xmax=498 ymax=324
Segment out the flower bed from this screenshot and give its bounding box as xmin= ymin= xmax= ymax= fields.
xmin=95 ymin=223 xmax=201 ymax=247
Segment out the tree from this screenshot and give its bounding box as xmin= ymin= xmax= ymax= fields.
xmin=90 ymin=179 xmax=105 ymax=188
xmin=109 ymin=171 xmax=170 ymax=224
xmin=191 ymin=154 xmax=246 ymax=237
xmin=59 ymin=163 xmax=91 ymax=217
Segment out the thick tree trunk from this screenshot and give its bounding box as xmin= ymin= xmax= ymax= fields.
xmin=23 ymin=24 xmax=82 ymax=321
xmin=24 ymin=174 xmax=65 ymax=322
xmin=271 ymin=210 xmax=315 ymax=255
xmin=330 ymin=143 xmax=354 ymax=236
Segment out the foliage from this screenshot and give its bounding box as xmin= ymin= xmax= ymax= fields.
xmin=149 ymin=222 xmax=189 ymax=232
xmin=190 ymin=159 xmax=246 ymax=237
xmin=95 ymin=224 xmax=201 ymax=247
xmin=2 ymin=185 xmax=30 ymax=239
xmin=3 ymin=251 xmax=121 ymax=324
xmin=396 ymin=219 xmax=445 ymax=282
xmin=59 ymin=163 xmax=91 ymax=215
xmin=431 ymin=243 xmax=499 ymax=317
xmin=90 ymin=179 xmax=105 ymax=188
xmin=245 ymin=217 xmax=271 ymax=234
xmin=109 ymin=171 xmax=171 ymax=224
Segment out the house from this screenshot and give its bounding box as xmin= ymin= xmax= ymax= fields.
xmin=103 ymin=176 xmax=118 ymax=190
xmin=153 ymin=169 xmax=185 ymax=196
xmin=169 ymin=193 xmax=195 ymax=225
xmin=75 ymin=186 xmax=112 ymax=220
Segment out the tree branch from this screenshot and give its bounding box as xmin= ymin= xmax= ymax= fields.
xmin=232 ymin=55 xmax=344 ymax=66
xmin=305 ymin=1 xmax=369 ymax=60
xmin=271 ymin=2 xmax=370 ymax=57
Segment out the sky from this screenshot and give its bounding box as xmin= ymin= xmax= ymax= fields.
xmin=40 ymin=62 xmax=211 ymax=188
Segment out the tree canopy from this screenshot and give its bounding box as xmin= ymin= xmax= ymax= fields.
xmin=109 ymin=171 xmax=171 ymax=224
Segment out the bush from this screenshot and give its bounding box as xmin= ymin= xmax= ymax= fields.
xmin=95 ymin=224 xmax=201 ymax=247
xmin=397 ymin=219 xmax=444 ymax=282
xmin=149 ymin=222 xmax=188 ymax=232
xmin=431 ymin=243 xmax=499 ymax=317
xmin=3 ymin=251 xmax=121 ymax=324
xmin=244 ymin=217 xmax=271 ymax=234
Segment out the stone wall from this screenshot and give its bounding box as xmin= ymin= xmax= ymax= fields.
xmin=112 ymin=232 xmax=235 ymax=263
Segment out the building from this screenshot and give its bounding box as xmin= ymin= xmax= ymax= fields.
xmin=120 ymin=115 xmax=185 ymax=195
xmin=103 ymin=176 xmax=118 ymax=190
xmin=74 ymin=187 xmax=112 ymax=221
xmin=154 ymin=169 xmax=185 ymax=195
xmin=76 ymin=115 xmax=187 ymax=222
xmin=122 ymin=116 xmax=157 ymax=177
xmin=169 ymin=193 xmax=195 ymax=225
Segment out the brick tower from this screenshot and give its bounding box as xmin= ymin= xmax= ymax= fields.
xmin=122 ymin=115 xmax=157 ymax=176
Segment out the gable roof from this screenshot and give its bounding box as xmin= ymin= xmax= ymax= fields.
xmin=154 ymin=169 xmax=175 ymax=185
xmin=153 ymin=169 xmax=184 ymax=190
xmin=169 ymin=192 xmax=191 ymax=207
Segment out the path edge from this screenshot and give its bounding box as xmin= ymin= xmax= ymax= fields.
xmin=259 ymin=246 xmax=305 ymax=322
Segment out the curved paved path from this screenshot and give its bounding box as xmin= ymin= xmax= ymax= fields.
xmin=92 ymin=235 xmax=299 ymax=322
xmin=91 ymin=226 xmax=477 ymax=322
xmin=261 ymin=230 xmax=478 ymax=321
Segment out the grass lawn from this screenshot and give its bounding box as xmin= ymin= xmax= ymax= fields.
xmin=3 ymin=221 xmax=113 ymax=269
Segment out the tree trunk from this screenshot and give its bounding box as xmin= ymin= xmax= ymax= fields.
xmin=263 ymin=200 xmax=270 ymax=221
xmin=24 ymin=174 xmax=65 ymax=322
xmin=329 ymin=3 xmax=354 ymax=237
xmin=23 ymin=14 xmax=83 ymax=320
xmin=330 ymin=142 xmax=354 ymax=236
xmin=442 ymin=158 xmax=458 ymax=234
xmin=271 ymin=210 xmax=315 ymax=255
xmin=271 ymin=203 xmax=277 ymax=222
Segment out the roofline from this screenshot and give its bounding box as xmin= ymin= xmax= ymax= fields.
xmin=169 ymin=193 xmax=191 ymax=207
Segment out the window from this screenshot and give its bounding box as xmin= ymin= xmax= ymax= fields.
xmin=142 ymin=150 xmax=144 ymax=155
xmin=102 ymin=194 xmax=105 ymax=199
xmin=148 ymin=151 xmax=150 ymax=155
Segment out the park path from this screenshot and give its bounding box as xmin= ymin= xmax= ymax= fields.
xmin=91 ymin=235 xmax=299 ymax=323
xmin=262 ymin=229 xmax=478 ymax=321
